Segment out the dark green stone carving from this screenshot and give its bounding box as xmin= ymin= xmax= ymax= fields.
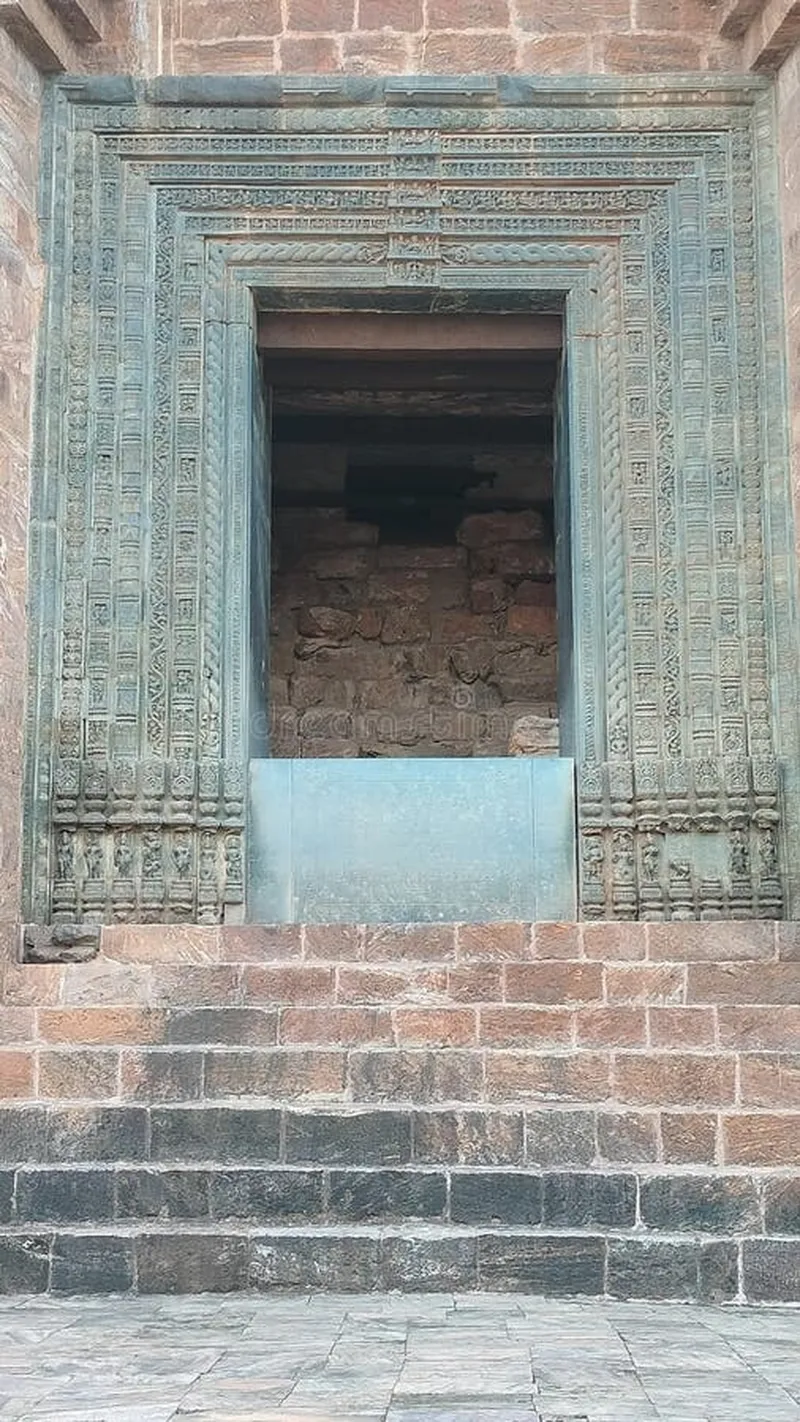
xmin=24 ymin=75 xmax=799 ymax=922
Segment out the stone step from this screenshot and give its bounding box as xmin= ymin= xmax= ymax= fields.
xmin=2 ymin=1102 xmax=800 ymax=1169
xmin=91 ymin=920 xmax=792 ymax=969
xmin=5 ymin=1040 xmax=800 ymax=1111
xmin=2 ymin=1161 xmax=786 ymax=1235
xmin=0 ymin=1221 xmax=788 ymax=1301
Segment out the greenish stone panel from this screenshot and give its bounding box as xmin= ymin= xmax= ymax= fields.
xmin=23 ymin=74 xmax=800 ymax=923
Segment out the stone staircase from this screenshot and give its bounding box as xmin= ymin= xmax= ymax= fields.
xmin=0 ymin=920 xmax=799 ymax=1299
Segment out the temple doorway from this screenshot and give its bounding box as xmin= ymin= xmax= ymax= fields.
xmin=260 ymin=312 xmax=566 ymax=763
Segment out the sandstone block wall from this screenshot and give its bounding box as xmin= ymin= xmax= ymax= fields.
xmin=156 ymin=0 xmax=739 ymax=76
xmin=0 ymin=31 xmax=43 ymax=962
xmin=270 ymin=507 xmax=558 ymax=758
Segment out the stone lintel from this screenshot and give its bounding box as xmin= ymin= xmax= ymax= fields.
xmin=0 ymin=0 xmax=77 ymax=71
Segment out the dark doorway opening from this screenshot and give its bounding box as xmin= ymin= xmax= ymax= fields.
xmin=260 ymin=313 xmax=564 ymax=761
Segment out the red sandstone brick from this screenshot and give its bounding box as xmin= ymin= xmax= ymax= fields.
xmin=515 ymin=0 xmax=629 ymax=29
xmin=575 ymin=1006 xmax=646 ymax=1048
xmin=204 ymin=1049 xmax=346 ymax=1099
xmin=456 ymin=923 xmax=530 ymax=962
xmin=470 ymin=578 xmax=507 ymax=614
xmin=602 ymin=34 xmax=703 ymax=70
xmin=358 ymin=0 xmax=423 ymax=27
xmin=179 ymin=0 xmax=282 ymax=39
xmin=102 ymin=924 xmax=221 ymax=963
xmin=121 ymin=1049 xmax=203 ymax=1102
xmin=478 ymin=1007 xmax=572 ymax=1048
xmin=0 ymin=1008 xmax=34 ymax=1045
xmin=532 ymin=923 xmax=582 ymax=960
xmin=648 ymin=921 xmax=775 ymax=962
xmin=36 ymin=1008 xmax=167 ymax=1046
xmin=287 ymin=0 xmax=354 ymax=28
xmin=614 ymin=1052 xmax=736 ymax=1107
xmin=484 ymin=1051 xmax=611 ymax=1103
xmin=505 ymin=961 xmax=603 ymax=1005
xmin=363 ymin=925 xmax=455 ymax=962
xmin=278 ymin=35 xmax=340 ymax=69
xmin=37 ymin=1048 xmax=119 ymax=1100
xmin=0 ymin=1051 xmax=33 ymax=1099
xmin=344 ymin=30 xmax=417 ymax=68
xmin=150 ymin=966 xmax=240 ymax=1008
xmin=661 ymin=1111 xmax=718 ymax=1164
xmin=337 ymin=965 xmax=448 ymax=1004
xmin=447 ymin=965 xmax=504 ymax=1003
xmin=606 ymin=964 xmax=685 ymax=1005
xmin=240 ymin=965 xmax=334 ymax=1006
xmin=739 ymin=1054 xmax=800 ymax=1109
xmin=348 ymin=1048 xmax=482 ymax=1102
xmin=718 ymin=1005 xmax=800 ymax=1051
xmin=648 ymin=1007 xmax=717 ymax=1049
xmin=582 ymin=922 xmax=646 ymax=961
xmin=280 ymin=1007 xmax=393 ymax=1046
xmin=506 ymin=604 xmax=557 ymax=638
xmin=428 ymin=0 xmax=510 ymax=25
xmin=519 ymin=36 xmax=593 ymax=69
xmin=687 ymin=962 xmax=800 ymax=1005
xmin=723 ymin=1112 xmax=800 ymax=1166
xmin=220 ymin=926 xmax=302 ymax=962
xmin=61 ymin=960 xmax=151 ymax=1008
xmin=597 ymin=1109 xmax=660 ymax=1163
xmin=394 ymin=1008 xmax=476 ymax=1047
xmin=171 ymin=39 xmax=277 ymax=72
xmin=1 ymin=965 xmax=62 ymax=1007
xmin=422 ymin=31 xmax=519 ymax=72
xmin=303 ymin=925 xmax=361 ymax=961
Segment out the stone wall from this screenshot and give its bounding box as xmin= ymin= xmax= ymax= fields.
xmin=0 ymin=31 xmax=43 ymax=960
xmin=157 ymin=0 xmax=740 ymax=75
xmin=270 ymin=507 xmax=558 ymax=759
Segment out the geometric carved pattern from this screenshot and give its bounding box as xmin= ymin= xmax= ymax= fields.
xmin=24 ymin=75 xmax=798 ymax=922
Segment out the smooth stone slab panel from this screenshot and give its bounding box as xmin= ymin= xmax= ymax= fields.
xmin=248 ymin=757 xmax=577 ymax=924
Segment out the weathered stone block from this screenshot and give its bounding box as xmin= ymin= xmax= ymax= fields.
xmin=150 ymin=1107 xmax=280 ymax=1164
xmin=116 ymin=1168 xmax=210 ymax=1221
xmin=607 ymin=1239 xmax=698 ymax=1301
xmin=17 ymin=1169 xmax=115 ymax=1224
xmin=450 ymin=1170 xmax=543 ymax=1226
xmin=639 ymin=1174 xmax=760 ymax=1234
xmin=23 ymin=923 xmax=100 ymax=964
xmin=284 ymin=1108 xmax=412 ymax=1166
xmin=0 ymin=1234 xmax=50 ymax=1293
xmin=380 ymin=1234 xmax=477 ymax=1291
xmin=542 ymin=1172 xmax=636 ymax=1229
xmin=329 ymin=1168 xmax=446 ymax=1221
xmin=478 ymin=1234 xmax=605 ymax=1295
xmin=52 ymin=1234 xmax=134 ymax=1294
xmin=137 ymin=1233 xmax=248 ymax=1293
xmin=210 ymin=1168 xmax=323 ymax=1222
xmin=412 ymin=1109 xmax=524 ymax=1166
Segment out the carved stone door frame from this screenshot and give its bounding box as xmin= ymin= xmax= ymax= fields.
xmin=24 ymin=74 xmax=799 ymax=923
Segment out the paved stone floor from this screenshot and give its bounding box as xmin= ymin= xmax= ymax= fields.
xmin=0 ymin=1292 xmax=798 ymax=1421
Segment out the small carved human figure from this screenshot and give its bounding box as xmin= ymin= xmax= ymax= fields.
xmin=172 ymin=837 xmax=192 ymax=879
xmin=730 ymin=830 xmax=749 ymax=878
xmin=141 ymin=833 xmax=163 ymax=880
xmin=56 ymin=830 xmax=74 ymax=881
xmin=83 ymin=835 xmax=103 ymax=880
xmin=640 ymin=836 xmax=661 ymax=883
xmin=114 ymin=833 xmax=133 ymax=879
xmin=582 ymin=836 xmax=604 ymax=881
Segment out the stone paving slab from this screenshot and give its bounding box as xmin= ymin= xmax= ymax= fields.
xmin=0 ymin=1293 xmax=797 ymax=1420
